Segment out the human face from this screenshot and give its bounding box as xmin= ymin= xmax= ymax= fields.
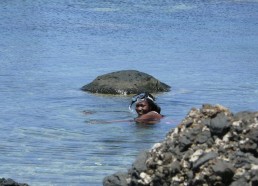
xmin=135 ymin=100 xmax=151 ymax=116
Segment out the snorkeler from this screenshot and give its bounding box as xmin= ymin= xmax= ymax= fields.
xmin=129 ymin=92 xmax=163 ymax=124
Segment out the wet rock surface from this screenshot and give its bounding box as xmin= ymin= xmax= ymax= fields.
xmin=103 ymin=104 xmax=258 ymax=186
xmin=81 ymin=70 xmax=171 ymax=95
xmin=0 ymin=178 xmax=29 ymax=186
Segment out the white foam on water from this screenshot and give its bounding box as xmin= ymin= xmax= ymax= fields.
xmin=166 ymin=3 xmax=197 ymax=13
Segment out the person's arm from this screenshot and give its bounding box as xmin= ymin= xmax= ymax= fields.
xmin=134 ymin=111 xmax=163 ymax=124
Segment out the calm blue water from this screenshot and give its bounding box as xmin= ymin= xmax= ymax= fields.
xmin=0 ymin=0 xmax=258 ymax=185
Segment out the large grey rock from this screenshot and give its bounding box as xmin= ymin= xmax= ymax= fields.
xmin=81 ymin=70 xmax=171 ymax=95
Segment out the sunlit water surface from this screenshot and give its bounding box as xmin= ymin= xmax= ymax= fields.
xmin=0 ymin=0 xmax=258 ymax=185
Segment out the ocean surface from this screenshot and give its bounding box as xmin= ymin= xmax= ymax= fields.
xmin=0 ymin=0 xmax=258 ymax=185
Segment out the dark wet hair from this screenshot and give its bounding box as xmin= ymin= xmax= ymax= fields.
xmin=146 ymin=97 xmax=161 ymax=114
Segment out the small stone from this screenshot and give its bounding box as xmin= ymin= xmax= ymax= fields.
xmin=209 ymin=112 xmax=231 ymax=137
xmin=184 ymin=119 xmax=193 ymax=127
xmin=171 ymin=160 xmax=181 ymax=175
xmin=196 ymin=130 xmax=211 ymax=144
xmin=103 ymin=172 xmax=128 ymax=186
xmin=211 ymin=160 xmax=235 ymax=184
xmin=230 ymin=177 xmax=249 ymax=186
xmin=140 ymin=172 xmax=152 ymax=184
xmin=162 ymin=152 xmax=173 ymax=164
xmin=248 ymin=128 xmax=258 ymax=143
xmin=178 ymin=135 xmax=192 ymax=152
xmin=192 ymin=152 xmax=218 ymax=170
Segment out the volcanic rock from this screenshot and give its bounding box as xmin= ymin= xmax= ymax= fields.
xmin=0 ymin=178 xmax=29 ymax=186
xmin=103 ymin=104 xmax=258 ymax=186
xmin=81 ymin=70 xmax=171 ymax=95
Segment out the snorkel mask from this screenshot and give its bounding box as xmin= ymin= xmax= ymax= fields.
xmin=129 ymin=92 xmax=155 ymax=112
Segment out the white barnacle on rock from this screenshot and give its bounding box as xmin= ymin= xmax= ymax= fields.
xmin=205 ymin=148 xmax=213 ymax=153
xmin=189 ymin=149 xmax=204 ymax=162
xmin=239 ymin=138 xmax=249 ymax=145
xmin=126 ymin=178 xmax=131 ymax=184
xmin=157 ymin=166 xmax=163 ymax=173
xmin=151 ymin=143 xmax=162 ymax=150
xmin=202 ymin=167 xmax=211 ymax=176
xmin=202 ymin=126 xmax=210 ymax=132
xmin=180 ymin=125 xmax=186 ymax=132
xmin=251 ymin=164 xmax=258 ymax=170
xmin=222 ymin=144 xmax=233 ymax=151
xmin=182 ymin=159 xmax=190 ymax=169
xmin=183 ymin=181 xmax=189 ymax=186
xmin=249 ymin=122 xmax=258 ymax=129
xmin=235 ymin=168 xmax=245 ymax=176
xmin=173 ymin=127 xmax=179 ymax=134
xmin=172 ymin=175 xmax=183 ymax=182
xmin=242 ymin=129 xmax=248 ymax=134
xmin=215 ymin=138 xmax=224 ymax=146
xmin=219 ymin=155 xmax=230 ymax=162
xmin=232 ymin=121 xmax=241 ymax=127
xmin=139 ymin=172 xmax=152 ymax=185
xmin=232 ymin=131 xmax=239 ymax=139
xmin=195 ymin=173 xmax=201 ymax=180
xmin=222 ymin=132 xmax=232 ymax=142
xmin=188 ymin=109 xmax=199 ymax=117
xmin=157 ymin=160 xmax=163 ymax=165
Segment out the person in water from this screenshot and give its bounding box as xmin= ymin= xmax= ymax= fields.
xmin=129 ymin=92 xmax=163 ymax=124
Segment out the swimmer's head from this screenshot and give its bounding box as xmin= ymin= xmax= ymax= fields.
xmin=129 ymin=92 xmax=161 ymax=114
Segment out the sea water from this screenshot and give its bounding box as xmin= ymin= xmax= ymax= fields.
xmin=0 ymin=0 xmax=258 ymax=185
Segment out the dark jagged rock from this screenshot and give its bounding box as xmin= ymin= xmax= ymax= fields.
xmin=192 ymin=152 xmax=218 ymax=170
xmin=131 ymin=151 xmax=150 ymax=173
xmin=0 ymin=178 xmax=29 ymax=186
xmin=102 ymin=172 xmax=128 ymax=186
xmin=81 ymin=70 xmax=171 ymax=95
xmin=103 ymin=104 xmax=258 ymax=186
xmin=209 ymin=112 xmax=231 ymax=137
xmin=211 ymin=160 xmax=235 ymax=184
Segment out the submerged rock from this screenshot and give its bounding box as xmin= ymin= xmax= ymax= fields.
xmin=103 ymin=104 xmax=258 ymax=186
xmin=81 ymin=70 xmax=171 ymax=95
xmin=0 ymin=178 xmax=29 ymax=186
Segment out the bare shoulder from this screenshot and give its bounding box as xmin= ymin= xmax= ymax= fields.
xmin=146 ymin=111 xmax=163 ymax=119
xmin=134 ymin=111 xmax=163 ymax=124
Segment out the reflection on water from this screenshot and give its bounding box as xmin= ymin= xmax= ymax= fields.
xmin=0 ymin=0 xmax=258 ymax=185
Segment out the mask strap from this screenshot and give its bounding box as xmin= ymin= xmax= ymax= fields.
xmin=129 ymin=101 xmax=135 ymax=113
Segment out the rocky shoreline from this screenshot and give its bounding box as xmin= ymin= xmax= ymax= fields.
xmin=103 ymin=104 xmax=258 ymax=186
